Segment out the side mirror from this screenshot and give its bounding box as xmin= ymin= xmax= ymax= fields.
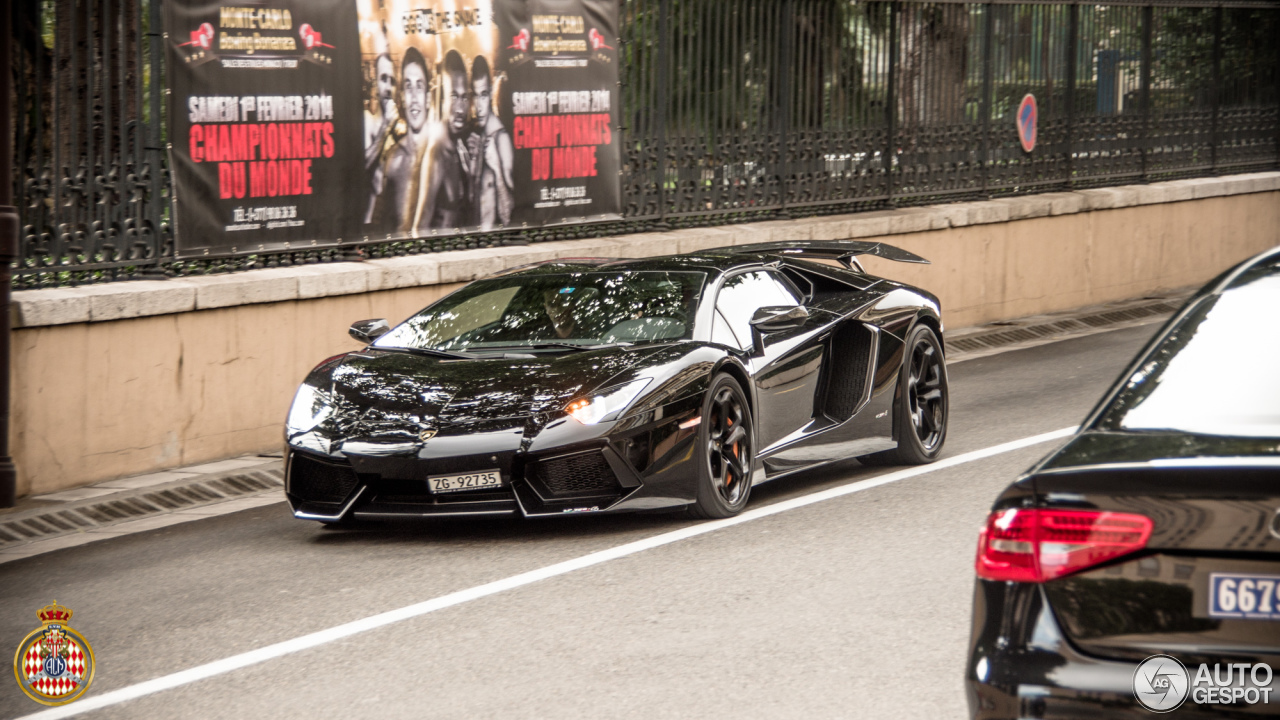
xmin=748 ymin=305 xmax=809 ymax=356
xmin=349 ymin=318 xmax=390 ymax=344
xmin=749 ymin=305 xmax=809 ymax=333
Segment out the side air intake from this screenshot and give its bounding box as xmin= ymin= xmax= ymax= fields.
xmin=529 ymin=451 xmax=621 ymax=499
xmin=824 ymin=323 xmax=876 ymax=422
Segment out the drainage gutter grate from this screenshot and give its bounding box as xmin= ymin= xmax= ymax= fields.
xmin=945 ymin=294 xmax=1188 ymax=359
xmin=0 ymin=465 xmax=283 ymax=550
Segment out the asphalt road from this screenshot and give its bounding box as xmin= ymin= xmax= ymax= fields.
xmin=0 ymin=323 xmax=1158 ymax=720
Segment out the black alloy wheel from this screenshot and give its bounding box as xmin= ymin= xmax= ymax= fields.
xmin=690 ymin=374 xmax=754 ymax=519
xmin=860 ymin=324 xmax=949 ymax=465
xmin=906 ymin=328 xmax=947 ymax=452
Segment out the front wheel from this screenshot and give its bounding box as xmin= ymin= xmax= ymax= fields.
xmin=689 ymin=374 xmax=755 ymax=519
xmin=860 ymin=324 xmax=949 ymax=465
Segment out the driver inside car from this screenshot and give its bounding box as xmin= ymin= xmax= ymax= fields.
xmin=542 ymin=286 xmax=598 ymax=339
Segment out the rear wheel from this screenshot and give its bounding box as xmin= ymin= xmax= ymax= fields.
xmin=690 ymin=374 xmax=755 ymax=519
xmin=859 ymin=324 xmax=948 ymax=465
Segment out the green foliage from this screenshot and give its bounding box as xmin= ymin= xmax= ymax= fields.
xmin=41 ymin=0 xmax=55 ymax=48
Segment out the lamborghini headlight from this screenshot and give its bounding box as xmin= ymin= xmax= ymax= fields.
xmin=565 ymin=379 xmax=652 ymax=425
xmin=286 ymin=383 xmax=335 ymax=437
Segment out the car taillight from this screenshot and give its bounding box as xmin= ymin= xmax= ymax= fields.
xmin=975 ymin=508 xmax=1153 ymax=583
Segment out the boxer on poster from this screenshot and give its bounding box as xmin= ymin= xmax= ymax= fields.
xmin=416 ymin=50 xmax=473 ymax=230
xmin=470 ymin=55 xmax=514 ymax=229
xmin=378 ymin=47 xmax=433 ymax=232
xmin=362 ymin=44 xmax=399 ymax=224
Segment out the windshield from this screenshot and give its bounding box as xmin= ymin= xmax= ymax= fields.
xmin=374 ymin=270 xmax=707 ymax=352
xmin=1096 ymin=272 xmax=1280 ymax=438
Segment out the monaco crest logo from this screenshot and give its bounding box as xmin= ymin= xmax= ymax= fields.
xmin=13 ymin=601 xmax=95 ymax=706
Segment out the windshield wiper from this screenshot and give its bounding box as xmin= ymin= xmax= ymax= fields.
xmin=377 ymin=346 xmax=472 ymax=360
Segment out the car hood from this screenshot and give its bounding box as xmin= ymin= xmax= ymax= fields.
xmin=323 ymin=346 xmax=658 ymax=436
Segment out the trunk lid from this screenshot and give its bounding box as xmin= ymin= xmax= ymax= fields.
xmin=1031 ymin=431 xmax=1280 ymax=663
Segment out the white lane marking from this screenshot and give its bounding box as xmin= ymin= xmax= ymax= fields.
xmin=17 ymin=426 xmax=1075 ymax=720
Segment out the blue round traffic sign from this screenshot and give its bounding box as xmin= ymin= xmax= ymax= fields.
xmin=1016 ymin=94 xmax=1038 ymax=153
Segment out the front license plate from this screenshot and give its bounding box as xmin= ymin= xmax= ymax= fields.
xmin=1208 ymin=573 xmax=1280 ymax=620
xmin=428 ymin=470 xmax=503 ymax=494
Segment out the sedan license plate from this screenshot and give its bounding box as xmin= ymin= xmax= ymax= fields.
xmin=428 ymin=470 xmax=502 ymax=495
xmin=1208 ymin=573 xmax=1280 ymax=620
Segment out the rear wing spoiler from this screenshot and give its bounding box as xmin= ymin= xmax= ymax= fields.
xmin=708 ymin=240 xmax=929 ymax=270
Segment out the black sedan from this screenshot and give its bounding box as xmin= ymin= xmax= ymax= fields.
xmin=283 ymin=240 xmax=948 ymax=523
xmin=967 ymin=245 xmax=1280 ymax=718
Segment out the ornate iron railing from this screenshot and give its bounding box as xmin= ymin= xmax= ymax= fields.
xmin=11 ymin=0 xmax=1280 ymax=288
xmin=13 ymin=0 xmax=171 ymax=287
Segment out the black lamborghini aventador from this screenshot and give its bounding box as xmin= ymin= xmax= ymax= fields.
xmin=283 ymin=240 xmax=949 ymax=523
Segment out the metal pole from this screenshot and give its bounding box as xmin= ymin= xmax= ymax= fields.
xmin=0 ymin=0 xmax=20 ymax=507
xmin=655 ymin=0 xmax=669 ymax=228
xmin=777 ymin=0 xmax=794 ymax=217
xmin=1139 ymin=4 xmax=1153 ymax=182
xmin=149 ymin=0 xmax=164 ymax=255
xmin=1065 ymin=3 xmax=1078 ymax=188
xmin=1210 ymin=5 xmax=1222 ymax=174
xmin=980 ymin=4 xmax=994 ymax=196
xmin=885 ymin=1 xmax=898 ymax=206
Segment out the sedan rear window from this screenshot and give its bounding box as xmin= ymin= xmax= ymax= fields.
xmin=1097 ymin=274 xmax=1280 ymax=438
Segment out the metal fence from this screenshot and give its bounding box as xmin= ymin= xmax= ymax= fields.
xmin=13 ymin=0 xmax=171 ymax=287
xmin=11 ymin=0 xmax=1280 ymax=288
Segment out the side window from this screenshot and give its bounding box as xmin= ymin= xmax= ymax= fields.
xmin=768 ymin=271 xmax=805 ymax=306
xmin=715 ymin=271 xmax=803 ymax=348
xmin=711 ymin=309 xmax=741 ymax=348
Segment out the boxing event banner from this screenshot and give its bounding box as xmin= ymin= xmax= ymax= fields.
xmin=166 ymin=0 xmax=621 ymax=258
